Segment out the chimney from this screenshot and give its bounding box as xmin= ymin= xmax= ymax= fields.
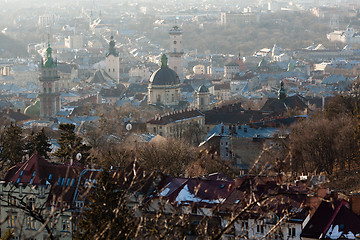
xmin=350 ymin=194 xmax=360 ymax=215
xmin=221 ymin=125 xmax=224 ymax=135
xmin=244 ymin=127 xmax=247 ymax=133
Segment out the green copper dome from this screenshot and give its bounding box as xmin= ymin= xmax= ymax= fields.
xmin=278 ymin=81 xmax=286 ymax=100
xmin=24 ymin=101 xmax=40 ymax=118
xmin=198 ymin=84 xmax=209 ymax=93
xmin=43 ymin=44 xmax=57 ymax=68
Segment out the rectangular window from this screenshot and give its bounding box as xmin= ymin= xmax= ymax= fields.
xmin=288 ymin=227 xmax=296 ymax=237
xmin=26 ymin=216 xmax=36 ymax=230
xmin=257 ymin=225 xmax=264 ymax=234
xmin=28 ymin=197 xmax=36 ymax=210
xmin=7 ymin=215 xmax=17 ymax=228
xmin=62 ymin=219 xmax=70 ymax=232
xmin=8 ymin=195 xmax=16 ymax=206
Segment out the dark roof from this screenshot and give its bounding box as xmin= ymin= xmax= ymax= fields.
xmin=149 ymin=67 xmax=180 ymax=86
xmin=3 ymin=151 xmax=85 ymax=206
xmin=204 ymin=103 xmax=276 ymax=125
xmin=221 ymin=175 xmax=310 ymax=220
xmin=261 ymin=95 xmax=308 ymax=113
xmin=0 ymin=109 xmax=32 ymax=122
xmin=148 ymin=176 xmax=235 ymax=208
xmin=57 ymin=63 xmax=76 ymax=73
xmin=225 ymin=61 xmax=239 ymax=67
xmin=147 ymin=109 xmax=204 ymax=125
xmin=214 ymin=83 xmax=231 ymax=90
xmin=99 ymin=86 xmax=125 ymax=98
xmin=89 ymin=69 xmax=113 ymax=83
xmin=301 ymin=199 xmax=360 ymax=239
xmin=126 ymin=83 xmax=148 ymax=95
xmin=198 ymin=84 xmax=209 ymax=93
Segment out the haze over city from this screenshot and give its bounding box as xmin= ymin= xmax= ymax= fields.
xmin=0 ymin=0 xmax=360 ymax=239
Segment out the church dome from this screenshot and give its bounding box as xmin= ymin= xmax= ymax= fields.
xmin=149 ymin=54 xmax=180 ymax=86
xmin=24 ymin=101 xmax=40 ymax=118
xmin=198 ymin=84 xmax=209 ymax=93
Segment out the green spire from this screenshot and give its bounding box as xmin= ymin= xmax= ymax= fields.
xmin=43 ymin=43 xmax=57 ymax=68
xmin=278 ymin=81 xmax=286 ymax=100
xmin=161 ymin=54 xmax=168 ymax=68
xmin=107 ymin=36 xmax=118 ymax=57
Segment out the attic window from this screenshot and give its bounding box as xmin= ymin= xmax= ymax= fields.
xmin=16 ymin=178 xmax=21 ymax=184
xmin=66 ymin=178 xmax=70 ymax=186
xmin=71 ymin=179 xmax=75 ymax=187
xmin=20 ymin=171 xmax=24 ymax=176
xmin=61 ymin=178 xmax=65 ymax=186
xmin=48 ymin=174 xmax=53 ymax=180
xmin=32 ymin=171 xmax=36 ymax=177
xmin=57 ymin=178 xmax=62 ymax=186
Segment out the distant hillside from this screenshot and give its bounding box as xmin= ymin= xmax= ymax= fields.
xmin=0 ymin=33 xmax=27 ymax=58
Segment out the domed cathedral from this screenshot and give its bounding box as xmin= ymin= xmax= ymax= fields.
xmin=148 ymin=54 xmax=181 ymax=106
xmin=39 ymin=44 xmax=61 ymax=118
xmin=168 ymin=25 xmax=184 ymax=81
xmin=197 ymin=84 xmax=210 ymax=111
xmin=105 ymin=36 xmax=120 ymax=84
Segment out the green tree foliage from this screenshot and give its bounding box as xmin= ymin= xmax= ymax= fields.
xmin=25 ymin=128 xmax=52 ymax=159
xmin=0 ymin=123 xmax=25 ymax=168
xmin=55 ymin=124 xmax=91 ymax=164
xmin=75 ymin=170 xmax=137 ymax=240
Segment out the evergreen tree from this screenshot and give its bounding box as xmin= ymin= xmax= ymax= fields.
xmin=55 ymin=123 xmax=91 ymax=164
xmin=25 ymin=128 xmax=52 ymax=159
xmin=75 ymin=170 xmax=137 ymax=239
xmin=0 ymin=123 xmax=25 ymax=168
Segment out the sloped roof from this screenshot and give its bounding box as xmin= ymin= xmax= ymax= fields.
xmin=204 ymin=103 xmax=275 ymax=125
xmin=149 ymin=67 xmax=180 ymax=86
xmin=88 ymin=69 xmax=113 ymax=83
xmin=147 ymin=109 xmax=204 ymax=125
xmin=151 ymin=176 xmax=235 ymax=207
xmin=261 ymin=95 xmax=308 ymax=113
xmin=3 ymin=151 xmax=85 ymax=205
xmin=301 ymin=199 xmax=360 ymax=239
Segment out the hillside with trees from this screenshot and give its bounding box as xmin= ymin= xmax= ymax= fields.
xmin=0 ymin=33 xmax=27 ymax=58
xmin=148 ymin=11 xmax=334 ymax=55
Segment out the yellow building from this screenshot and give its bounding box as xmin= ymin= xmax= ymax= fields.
xmin=146 ymin=109 xmax=205 ymax=138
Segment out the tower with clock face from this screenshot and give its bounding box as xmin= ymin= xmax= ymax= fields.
xmin=39 ymin=44 xmax=61 ymax=118
xmin=168 ymin=25 xmax=184 ymax=81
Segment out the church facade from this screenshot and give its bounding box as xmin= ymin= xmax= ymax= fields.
xmin=148 ymin=54 xmax=181 ymax=106
xmin=105 ymin=36 xmax=121 ymax=84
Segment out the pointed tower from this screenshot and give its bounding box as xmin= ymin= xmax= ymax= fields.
xmin=168 ymin=25 xmax=184 ymax=81
xmin=39 ymin=44 xmax=61 ymax=118
xmin=197 ymin=84 xmax=210 ymax=111
xmin=105 ymin=36 xmax=120 ymax=84
xmin=278 ymin=81 xmax=286 ymax=100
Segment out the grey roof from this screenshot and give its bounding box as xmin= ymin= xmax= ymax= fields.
xmin=149 ymin=67 xmax=180 ymax=86
xmin=198 ymin=84 xmax=209 ymax=93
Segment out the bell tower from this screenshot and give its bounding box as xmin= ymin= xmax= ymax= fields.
xmin=39 ymin=44 xmax=61 ymax=118
xmin=197 ymin=84 xmax=210 ymax=111
xmin=105 ymin=36 xmax=120 ymax=84
xmin=168 ymin=25 xmax=184 ymax=81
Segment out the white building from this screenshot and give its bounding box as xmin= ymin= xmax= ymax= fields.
xmin=105 ymin=36 xmax=121 ymax=84
xmin=327 ymin=24 xmax=360 ymax=44
xmin=168 ymin=25 xmax=184 ymax=81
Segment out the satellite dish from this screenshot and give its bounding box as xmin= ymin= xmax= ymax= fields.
xmin=76 ymin=153 xmax=82 ymax=161
xmin=126 ymin=123 xmax=132 ymax=131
